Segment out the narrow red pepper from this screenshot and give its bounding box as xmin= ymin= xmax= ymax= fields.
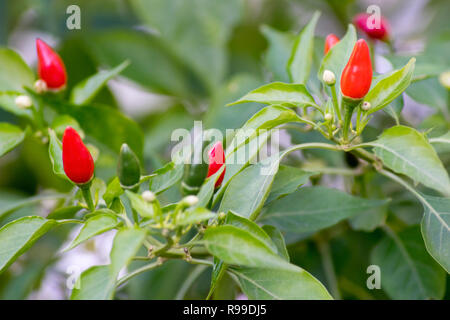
xmin=36 ymin=38 xmax=67 ymax=90
xmin=340 ymin=39 xmax=372 ymax=100
xmin=62 ymin=126 xmax=94 ymax=185
xmin=207 ymin=141 xmax=225 ymax=188
xmin=353 ymin=13 xmax=390 ymax=41
xmin=324 ymin=34 xmax=339 ymax=54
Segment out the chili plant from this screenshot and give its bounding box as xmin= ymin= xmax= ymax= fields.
xmin=0 ymin=10 xmax=449 ymax=301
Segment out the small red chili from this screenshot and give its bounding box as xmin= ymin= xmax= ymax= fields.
xmin=324 ymin=34 xmax=340 ymax=54
xmin=353 ymin=13 xmax=390 ymax=41
xmin=62 ymin=127 xmax=94 ymax=185
xmin=36 ymin=38 xmax=67 ymax=90
xmin=207 ymin=141 xmax=225 ymax=188
xmin=340 ymin=39 xmax=372 ymax=100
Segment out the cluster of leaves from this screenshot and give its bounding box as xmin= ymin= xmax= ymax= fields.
xmin=0 ymin=2 xmax=449 ymax=300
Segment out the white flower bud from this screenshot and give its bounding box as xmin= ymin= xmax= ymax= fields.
xmin=34 ymin=79 xmax=48 ymax=94
xmin=322 ymin=70 xmax=336 ymax=85
xmin=142 ymin=190 xmax=156 ymax=202
xmin=15 ymin=95 xmax=32 ymax=109
xmin=324 ymin=113 xmax=333 ymax=121
xmin=439 ymin=71 xmax=450 ymax=90
xmin=182 ymin=195 xmax=199 ymax=207
xmin=361 ymin=101 xmax=371 ymax=111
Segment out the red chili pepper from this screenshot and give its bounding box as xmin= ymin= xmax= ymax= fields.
xmin=340 ymin=39 xmax=372 ymax=100
xmin=207 ymin=141 xmax=225 ymax=188
xmin=353 ymin=13 xmax=390 ymax=41
xmin=324 ymin=34 xmax=339 ymax=54
xmin=62 ymin=127 xmax=94 ymax=184
xmin=36 ymin=38 xmax=67 ymax=90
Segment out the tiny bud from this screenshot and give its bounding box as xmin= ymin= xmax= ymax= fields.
xmin=142 ymin=190 xmax=156 ymax=202
xmin=439 ymin=71 xmax=450 ymax=90
xmin=182 ymin=195 xmax=199 ymax=207
xmin=324 ymin=113 xmax=333 ymax=121
xmin=15 ymin=95 xmax=32 ymax=109
xmin=34 ymin=79 xmax=48 ymax=94
xmin=218 ymin=212 xmax=226 ymax=220
xmin=361 ymin=101 xmax=371 ymax=111
xmin=322 ymin=70 xmax=336 ymax=85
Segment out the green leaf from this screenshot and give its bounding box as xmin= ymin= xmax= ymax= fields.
xmin=176 ymin=207 xmax=216 ymax=226
xmin=214 ymin=131 xmax=270 ymax=201
xmin=70 ymin=265 xmax=114 ymax=300
xmin=266 ymin=165 xmax=316 ymax=203
xmin=371 ymin=226 xmax=445 ymax=299
xmin=318 ymin=24 xmax=357 ymax=94
xmin=110 ymin=227 xmax=146 ymax=276
xmin=125 ymin=190 xmax=155 ymax=218
xmin=0 ymin=123 xmax=25 ymax=157
xmin=230 ymin=266 xmax=332 ymax=300
xmin=261 ymin=225 xmax=289 ymax=261
xmin=406 ymin=78 xmax=447 ymax=113
xmin=0 ymin=216 xmax=57 ymax=274
xmin=130 ymin=0 xmax=243 ymax=90
xmin=383 ymin=95 xmax=404 ymax=124
xmin=420 ymin=194 xmax=450 ymax=273
xmin=203 ymin=225 xmax=292 ymax=270
xmin=85 ymin=29 xmax=208 ymax=99
xmin=227 ymin=82 xmax=317 ymax=108
xmin=225 ymin=211 xmax=277 ymax=252
xmin=103 ymin=177 xmax=124 ymax=206
xmin=49 ymin=102 xmax=144 ymax=158
xmin=47 ymin=205 xmax=83 ymax=220
xmin=148 ymin=162 xmax=184 ymax=194
xmin=260 ymin=25 xmax=295 ymax=82
xmin=365 ymin=58 xmax=415 ymax=115
xmin=64 ymin=214 xmax=118 ymax=252
xmin=219 ymin=152 xmax=284 ymax=220
xmin=259 ymin=186 xmax=389 ymax=234
xmin=429 ymin=132 xmax=450 ymax=154
xmin=70 ymin=60 xmax=130 ymax=105
xmin=0 ymin=193 xmax=66 ymax=220
xmin=0 ymin=48 xmax=34 ymax=92
xmin=367 ymin=126 xmax=450 ymax=196
xmin=48 ymin=129 xmax=67 ymax=179
xmin=287 ymin=11 xmax=320 ymax=83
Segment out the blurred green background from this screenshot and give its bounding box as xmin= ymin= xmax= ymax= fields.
xmin=0 ymin=0 xmax=448 ymax=299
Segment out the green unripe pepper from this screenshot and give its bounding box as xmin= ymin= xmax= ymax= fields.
xmin=117 ymin=143 xmax=141 ymax=189
xmin=181 ymin=135 xmax=209 ymax=195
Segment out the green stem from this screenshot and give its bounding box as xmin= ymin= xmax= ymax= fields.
xmin=175 ymin=265 xmax=208 ymax=300
xmin=330 ymin=84 xmax=341 ymax=122
xmin=116 ymin=261 xmax=161 ymax=287
xmin=80 ymin=183 xmax=95 ymax=212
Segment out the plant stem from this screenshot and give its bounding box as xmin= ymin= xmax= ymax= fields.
xmin=116 ymin=260 xmax=161 ymax=287
xmin=342 ymin=104 xmax=355 ymax=143
xmin=80 ymin=183 xmax=95 ymax=212
xmin=174 ymin=265 xmax=208 ymax=300
xmin=330 ymin=84 xmax=341 ymax=122
xmin=315 ymin=235 xmax=341 ymax=300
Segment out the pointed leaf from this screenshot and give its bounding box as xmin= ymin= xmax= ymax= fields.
xmin=0 ymin=123 xmax=25 ymax=157
xmin=367 ymin=126 xmax=450 ymax=196
xmin=259 ymin=186 xmax=389 ymax=234
xmin=0 ymin=216 xmax=57 ymax=273
xmin=227 ymin=82 xmax=317 ymax=108
xmin=287 ymin=12 xmax=320 ymax=83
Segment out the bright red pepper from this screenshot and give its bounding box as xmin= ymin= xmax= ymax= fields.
xmin=324 ymin=34 xmax=339 ymax=54
xmin=340 ymin=39 xmax=372 ymax=100
xmin=36 ymin=38 xmax=67 ymax=90
xmin=207 ymin=141 xmax=225 ymax=188
xmin=353 ymin=13 xmax=390 ymax=41
xmin=62 ymin=127 xmax=94 ymax=184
